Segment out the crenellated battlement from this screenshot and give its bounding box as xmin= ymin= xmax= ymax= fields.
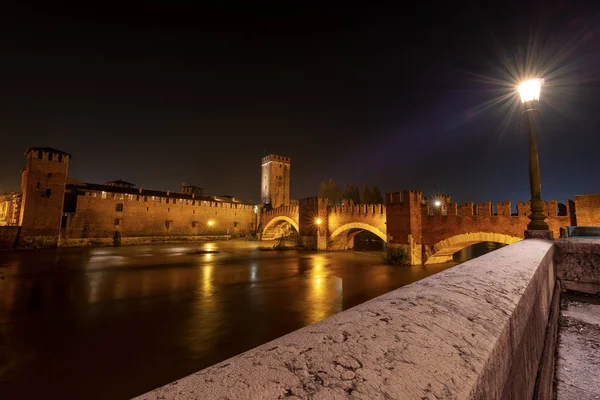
xmin=261 ymin=154 xmax=291 ymax=165
xmin=329 ymin=203 xmax=385 ymax=215
xmin=425 ymin=199 xmax=574 ymax=218
xmin=386 ymin=190 xmax=424 ymax=205
xmin=263 ymin=205 xmax=299 ymax=218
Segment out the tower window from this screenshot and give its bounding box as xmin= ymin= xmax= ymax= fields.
xmin=38 ymin=151 xmax=42 ymax=160
xmin=45 ymin=189 xmax=51 ymax=197
xmin=165 ymin=220 xmax=171 ymax=229
xmin=37 ymin=181 xmax=40 ymax=190
xmin=191 ymin=221 xmax=197 ymax=228
xmin=58 ymin=154 xmax=63 ymax=162
xmin=116 ymin=203 xmax=124 ymax=212
xmin=47 ymin=172 xmax=52 ymax=178
xmin=48 ymin=153 xmax=53 ymax=161
xmin=114 ymin=218 xmax=121 ymax=226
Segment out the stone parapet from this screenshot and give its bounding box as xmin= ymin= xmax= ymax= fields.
xmin=136 ymin=239 xmax=555 ymax=399
xmin=554 ymin=239 xmax=600 ymax=294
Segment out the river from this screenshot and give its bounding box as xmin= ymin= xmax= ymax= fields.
xmin=0 ymin=240 xmax=502 ymax=399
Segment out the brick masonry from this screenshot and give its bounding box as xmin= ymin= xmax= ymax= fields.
xmin=61 ymin=193 xmax=256 ymax=240
xmin=261 ymin=190 xmax=600 ymax=264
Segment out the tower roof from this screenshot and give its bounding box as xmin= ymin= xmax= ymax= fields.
xmin=25 ymin=147 xmax=71 ymax=157
xmin=261 ymin=154 xmax=291 ymax=164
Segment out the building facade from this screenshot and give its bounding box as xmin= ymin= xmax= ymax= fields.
xmin=0 ymin=192 xmax=22 ymax=226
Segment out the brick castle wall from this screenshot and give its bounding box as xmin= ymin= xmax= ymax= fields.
xmin=61 ymin=192 xmax=256 ymax=240
xmin=420 ymin=200 xmax=572 ymax=246
xmin=574 ymin=194 xmax=600 ymax=226
xmin=327 ymin=203 xmax=386 ymax=238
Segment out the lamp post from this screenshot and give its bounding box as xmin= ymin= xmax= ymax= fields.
xmin=519 ymin=79 xmax=550 ymax=234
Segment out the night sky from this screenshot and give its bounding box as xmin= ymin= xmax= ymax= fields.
xmin=1 ymin=1 xmax=599 ymax=205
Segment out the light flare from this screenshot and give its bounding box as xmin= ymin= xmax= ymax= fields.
xmin=518 ymin=79 xmax=542 ymax=102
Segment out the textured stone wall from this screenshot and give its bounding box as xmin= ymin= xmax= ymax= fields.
xmin=574 ymin=194 xmax=600 ymax=226
xmin=135 ymin=239 xmax=555 ymax=400
xmin=385 ymin=191 xmax=421 ymax=245
xmin=18 ymin=149 xmax=70 ymax=248
xmin=61 ymin=193 xmax=255 ymax=240
xmin=0 ymin=226 xmax=20 ymax=249
xmin=554 ymin=239 xmax=600 ymax=294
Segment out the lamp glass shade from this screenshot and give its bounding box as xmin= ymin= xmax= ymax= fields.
xmin=519 ymin=79 xmax=541 ymax=103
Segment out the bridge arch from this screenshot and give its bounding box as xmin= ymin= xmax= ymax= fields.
xmin=261 ymin=216 xmax=299 ymax=240
xmin=329 ymin=222 xmax=387 ymax=250
xmin=425 ymin=232 xmax=522 ymax=265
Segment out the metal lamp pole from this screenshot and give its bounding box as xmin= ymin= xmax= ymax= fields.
xmin=519 ymin=79 xmax=550 ymax=232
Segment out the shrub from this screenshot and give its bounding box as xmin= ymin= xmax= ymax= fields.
xmin=382 ymin=246 xmax=409 ymax=266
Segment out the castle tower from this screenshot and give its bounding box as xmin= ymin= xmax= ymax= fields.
xmin=18 ymin=147 xmax=70 ymax=247
xmin=261 ymin=154 xmax=290 ymax=209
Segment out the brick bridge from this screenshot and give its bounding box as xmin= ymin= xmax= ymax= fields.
xmin=260 ymin=191 xmax=591 ymax=264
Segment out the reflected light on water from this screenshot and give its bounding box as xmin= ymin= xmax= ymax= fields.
xmin=88 ymin=274 xmax=101 ymax=304
xmin=250 ymin=263 xmax=258 ymax=282
xmin=205 ymin=253 xmax=212 ymax=261
xmin=308 ymin=259 xmax=328 ymax=324
xmin=202 ymin=265 xmax=213 ymax=296
xmin=204 ymin=243 xmax=215 ymax=252
xmin=89 ymin=248 xmax=113 ymax=256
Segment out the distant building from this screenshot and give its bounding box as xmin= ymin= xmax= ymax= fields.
xmin=105 ymin=180 xmax=136 ymax=188
xmin=0 ymin=192 xmax=22 ymax=226
xmin=182 ymin=183 xmax=203 ymax=196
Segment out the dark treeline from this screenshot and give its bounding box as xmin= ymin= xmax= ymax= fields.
xmin=319 ymin=179 xmax=384 ymax=205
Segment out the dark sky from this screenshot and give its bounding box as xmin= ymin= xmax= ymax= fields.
xmin=1 ymin=1 xmax=599 ymax=205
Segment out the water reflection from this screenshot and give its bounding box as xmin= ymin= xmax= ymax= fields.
xmin=453 ymin=241 xmax=508 ymax=263
xmin=0 ymin=242 xmax=460 ymax=400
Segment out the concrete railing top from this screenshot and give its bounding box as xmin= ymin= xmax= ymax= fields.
xmin=136 ymin=239 xmax=555 ymax=400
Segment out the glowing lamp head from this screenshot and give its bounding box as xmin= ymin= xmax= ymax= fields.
xmin=316 ymin=218 xmax=322 ymax=225
xmin=434 ymin=200 xmax=441 ymax=207
xmin=518 ymin=79 xmax=542 ymax=103
xmin=208 ymin=220 xmax=214 ymax=226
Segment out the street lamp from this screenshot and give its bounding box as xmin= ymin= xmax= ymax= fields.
xmin=519 ymin=78 xmax=550 ymax=233
xmin=315 ymin=218 xmax=322 ymax=225
xmin=434 ymin=200 xmax=441 ymax=207
xmin=207 ymin=220 xmax=214 ymax=227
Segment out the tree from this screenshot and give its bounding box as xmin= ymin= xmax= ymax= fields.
xmin=343 ymin=184 xmax=360 ymax=205
xmin=371 ymin=186 xmax=384 ymax=204
xmin=319 ymin=178 xmax=342 ymax=204
xmin=361 ymin=184 xmax=373 ymax=204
